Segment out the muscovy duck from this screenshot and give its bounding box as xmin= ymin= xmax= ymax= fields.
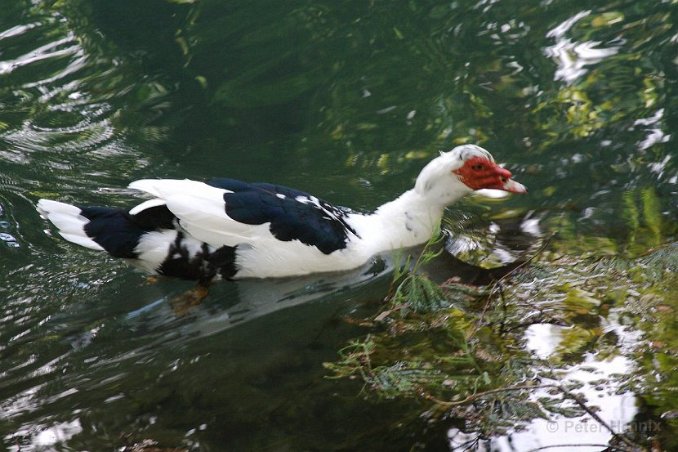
xmin=37 ymin=145 xmax=526 ymax=282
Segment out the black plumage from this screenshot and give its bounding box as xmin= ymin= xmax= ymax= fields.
xmin=208 ymin=178 xmax=359 ymax=254
xmin=80 ymin=207 xmax=150 ymax=258
xmin=157 ymin=232 xmax=239 ymax=282
xmin=80 ymin=205 xmax=240 ymax=281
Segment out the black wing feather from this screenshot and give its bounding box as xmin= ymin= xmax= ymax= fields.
xmin=208 ymin=178 xmax=311 ymax=199
xmin=207 ymin=178 xmax=358 ymax=254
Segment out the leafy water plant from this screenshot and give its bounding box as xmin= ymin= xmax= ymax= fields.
xmin=387 ymin=226 xmax=448 ymax=315
xmin=325 ymin=224 xmax=678 ymax=451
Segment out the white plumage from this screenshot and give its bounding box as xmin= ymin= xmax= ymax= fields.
xmin=131 ymin=179 xmax=253 ymax=246
xmin=37 ymin=145 xmax=526 ymax=281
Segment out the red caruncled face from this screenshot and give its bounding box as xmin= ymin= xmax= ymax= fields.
xmin=454 ymin=156 xmax=526 ymax=193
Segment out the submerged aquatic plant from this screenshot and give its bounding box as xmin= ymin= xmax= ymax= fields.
xmin=325 ymin=224 xmax=678 ymax=450
xmin=388 ymin=226 xmax=448 ymax=315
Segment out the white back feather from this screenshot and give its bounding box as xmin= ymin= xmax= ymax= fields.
xmin=129 ymin=178 xmax=270 ymax=248
xmin=128 ymin=198 xmax=167 ymax=216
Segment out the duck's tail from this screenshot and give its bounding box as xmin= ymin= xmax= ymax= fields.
xmin=37 ymin=200 xmax=108 ymax=252
xmin=36 ymin=199 xmax=237 ymax=281
xmin=36 ymin=199 xmax=168 ymax=259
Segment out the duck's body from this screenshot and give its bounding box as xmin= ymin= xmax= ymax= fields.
xmin=37 ymin=145 xmax=526 ymax=282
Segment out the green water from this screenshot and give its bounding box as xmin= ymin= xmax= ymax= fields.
xmin=0 ymin=0 xmax=676 ymax=450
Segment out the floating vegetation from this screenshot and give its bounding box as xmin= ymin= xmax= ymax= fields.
xmin=325 ymin=228 xmax=678 ymax=450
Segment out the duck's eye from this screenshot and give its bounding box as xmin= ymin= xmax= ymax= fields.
xmin=472 ymin=164 xmax=484 ymax=171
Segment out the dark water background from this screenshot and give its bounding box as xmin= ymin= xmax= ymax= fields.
xmin=0 ymin=0 xmax=676 ymax=450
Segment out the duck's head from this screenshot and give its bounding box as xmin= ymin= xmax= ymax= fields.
xmin=414 ymin=144 xmax=527 ymax=206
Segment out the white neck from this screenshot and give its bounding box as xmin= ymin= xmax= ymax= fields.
xmin=347 ymin=189 xmax=449 ymax=255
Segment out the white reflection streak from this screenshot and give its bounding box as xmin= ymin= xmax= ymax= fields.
xmin=634 ymin=108 xmax=671 ymax=152
xmin=0 ymin=383 xmax=45 ymax=420
xmin=544 ymin=11 xmax=620 ymax=84
xmin=0 ymin=34 xmax=80 ymax=75
xmin=32 ymin=419 xmax=83 ymax=448
xmin=5 ymin=419 xmax=83 ymax=451
xmin=0 ymin=22 xmax=41 ymax=40
xmin=546 ymin=11 xmax=591 ymax=40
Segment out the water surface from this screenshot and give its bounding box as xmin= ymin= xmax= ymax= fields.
xmin=0 ymin=0 xmax=676 ymax=450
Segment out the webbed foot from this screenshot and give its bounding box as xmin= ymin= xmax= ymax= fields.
xmin=170 ymin=283 xmax=210 ymax=316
